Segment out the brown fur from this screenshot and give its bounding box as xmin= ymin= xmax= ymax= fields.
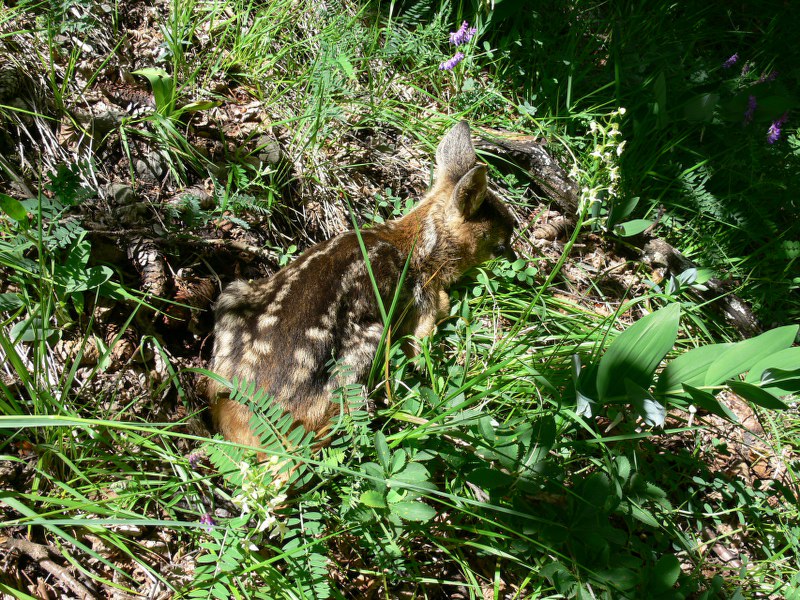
xmin=208 ymin=122 xmax=515 ymax=448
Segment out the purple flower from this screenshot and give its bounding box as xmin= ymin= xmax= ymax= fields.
xmin=439 ymin=52 xmax=465 ymax=71
xmin=200 ymin=513 xmax=215 ymax=531
xmin=450 ymin=21 xmax=477 ymax=46
xmin=741 ymin=62 xmax=752 ymax=76
xmin=188 ymin=453 xmax=201 ymax=469
xmin=744 ymin=95 xmax=757 ymax=125
xmin=722 ymin=53 xmax=739 ymax=69
xmin=758 ymin=70 xmax=778 ymax=84
xmin=767 ymin=113 xmax=788 ymax=144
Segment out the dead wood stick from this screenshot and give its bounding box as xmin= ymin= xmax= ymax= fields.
xmin=475 ymin=128 xmax=580 ymax=217
xmin=642 ymin=238 xmax=761 ymax=335
xmin=475 ymin=128 xmax=762 ymax=337
xmin=2 ymin=537 xmax=98 ymax=599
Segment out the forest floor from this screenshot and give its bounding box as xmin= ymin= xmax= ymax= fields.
xmin=1 ymin=0 xmax=798 ymax=598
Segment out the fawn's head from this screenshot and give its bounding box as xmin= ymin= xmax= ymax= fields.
xmin=415 ymin=122 xmax=516 ymax=279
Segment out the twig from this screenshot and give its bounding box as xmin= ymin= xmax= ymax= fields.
xmin=642 ymin=238 xmax=761 ymax=335
xmin=2 ymin=537 xmax=97 ymax=599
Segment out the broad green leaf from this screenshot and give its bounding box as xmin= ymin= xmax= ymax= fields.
xmin=66 ymin=238 xmax=91 ymax=268
xmin=359 ymin=490 xmax=386 ymax=508
xmin=760 ymin=368 xmax=800 ymax=394
xmin=0 ymin=192 xmax=28 ymax=223
xmin=728 ymin=380 xmax=789 ymax=410
xmin=595 ymin=567 xmax=638 ymax=591
xmin=576 ymin=585 xmax=594 ymax=600
xmin=598 ymin=304 xmax=680 ymax=401
xmin=626 ymin=379 xmax=666 ymax=427
xmin=705 ymin=325 xmax=798 ymax=385
xmin=374 ymin=431 xmax=390 ymax=471
xmin=393 ymin=462 xmax=429 ymax=484
xmin=133 ymin=67 xmax=175 ymax=115
xmin=652 ymin=554 xmax=681 ymax=590
xmin=615 ymin=455 xmax=632 ymax=485
xmin=212 ymin=583 xmax=229 ymax=599
xmin=581 ymin=472 xmax=611 ymax=506
xmin=683 ymin=384 xmax=739 ymax=422
xmin=390 ymin=500 xmax=436 ymax=523
xmin=10 ymin=317 xmax=57 ymax=344
xmin=360 ymin=461 xmax=383 ymax=481
xmin=389 ymin=448 xmax=407 ymax=474
xmin=615 ymin=219 xmax=653 ymax=237
xmin=684 ymin=92 xmax=720 ymax=122
xmin=0 ymin=293 xmax=24 ymax=311
xmin=477 ymin=415 xmax=496 ymax=443
xmin=630 ymin=504 xmax=660 ymax=527
xmin=466 ymin=467 xmax=515 ymax=490
xmin=608 ymin=196 xmax=639 ymax=226
xmin=386 ymin=489 xmax=403 ymax=504
xmin=656 ymin=343 xmax=734 ymax=396
xmin=522 ymin=415 xmax=556 ymax=470
xmin=745 ymin=347 xmax=800 ymax=396
xmin=63 ymin=265 xmax=114 ymax=294
xmin=176 ymin=99 xmax=221 ymax=114
xmin=574 ymin=355 xmax=600 ymax=417
xmin=540 ymin=562 xmax=578 ymax=597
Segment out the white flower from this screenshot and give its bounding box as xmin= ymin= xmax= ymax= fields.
xmin=616 ymin=140 xmax=627 ymax=156
xmin=257 ymin=514 xmax=277 ymax=532
xmin=273 ymin=519 xmax=288 ymax=539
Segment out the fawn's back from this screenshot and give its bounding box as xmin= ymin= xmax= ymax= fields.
xmin=208 ymin=122 xmax=515 ymax=447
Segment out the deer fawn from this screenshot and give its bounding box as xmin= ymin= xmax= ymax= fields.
xmin=208 ymin=122 xmax=515 ymax=448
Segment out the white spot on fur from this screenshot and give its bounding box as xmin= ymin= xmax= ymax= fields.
xmin=306 ymin=327 xmax=330 ymax=342
xmin=273 ymin=271 xmax=299 ymax=304
xmin=419 ymin=218 xmax=438 ymax=259
xmin=294 ymin=347 xmax=316 ymax=368
xmin=258 ymin=314 xmax=279 ymax=329
xmin=215 ymin=330 xmax=235 ymax=357
xmin=252 ymin=338 xmax=272 ymax=354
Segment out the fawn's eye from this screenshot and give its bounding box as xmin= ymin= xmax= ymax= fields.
xmin=494 ymin=244 xmax=506 ymax=256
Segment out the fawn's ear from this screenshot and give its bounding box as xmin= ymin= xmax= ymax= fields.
xmin=449 ymin=164 xmax=487 ymax=220
xmin=435 ymin=121 xmax=477 ymax=184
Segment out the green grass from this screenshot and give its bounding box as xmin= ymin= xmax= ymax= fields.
xmin=1 ymin=0 xmax=799 ymax=598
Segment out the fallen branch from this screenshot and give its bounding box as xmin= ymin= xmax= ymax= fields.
xmin=642 ymin=238 xmax=761 ymax=335
xmin=475 ymin=128 xmax=579 ymax=226
xmin=475 ymin=127 xmax=762 ymax=337
xmin=2 ymin=537 xmax=98 ymax=599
